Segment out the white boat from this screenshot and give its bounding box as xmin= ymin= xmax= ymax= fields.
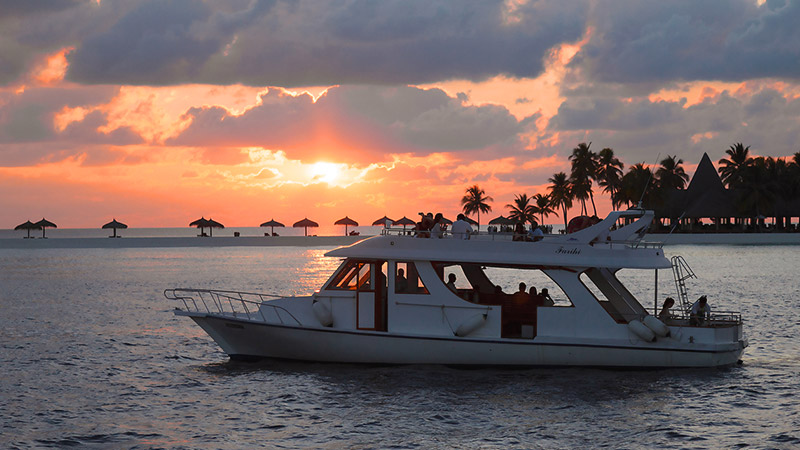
xmin=166 ymin=209 xmax=747 ymax=368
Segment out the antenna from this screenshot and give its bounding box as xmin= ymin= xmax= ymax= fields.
xmin=668 ymin=211 xmax=686 ymax=235
xmin=637 ymin=153 xmax=661 ymax=208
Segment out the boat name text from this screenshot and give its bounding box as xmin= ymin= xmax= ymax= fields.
xmin=556 ymin=246 xmax=581 ymax=255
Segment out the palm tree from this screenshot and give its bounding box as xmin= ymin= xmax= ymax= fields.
xmin=656 ymin=155 xmax=690 ymax=190
xmin=738 ymin=157 xmax=776 ymax=229
xmin=569 ymin=142 xmax=599 ymax=216
xmin=547 ymin=172 xmax=573 ymax=230
xmin=506 ymin=193 xmax=538 ymax=226
xmin=618 ymin=163 xmax=656 ymax=209
xmin=718 ymin=143 xmax=752 ymax=188
xmin=461 ymin=185 xmax=493 ymax=231
xmin=533 ymin=193 xmax=556 ymax=225
xmin=596 ymin=148 xmax=624 ymax=210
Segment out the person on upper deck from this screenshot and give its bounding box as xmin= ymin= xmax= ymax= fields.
xmin=451 ymin=213 xmax=473 ymax=240
xmin=659 ymin=297 xmax=675 ymax=322
xmin=416 ymin=213 xmax=433 ymax=238
xmin=513 ymin=222 xmax=527 ymax=241
xmin=529 ymin=225 xmax=544 ymax=241
xmin=690 ymin=295 xmax=711 ymax=326
xmin=431 ymin=213 xmax=445 ymax=238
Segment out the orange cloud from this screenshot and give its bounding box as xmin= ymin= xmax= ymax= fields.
xmin=34 ymin=47 xmax=73 ymax=86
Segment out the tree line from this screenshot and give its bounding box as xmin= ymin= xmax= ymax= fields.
xmin=459 ymin=143 xmax=800 ymax=229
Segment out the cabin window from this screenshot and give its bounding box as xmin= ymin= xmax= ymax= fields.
xmin=480 ymin=266 xmax=571 ymax=306
xmin=430 ymin=263 xmax=569 ymax=306
xmin=394 ymin=262 xmax=429 ymax=294
xmin=328 ymin=260 xmax=370 ymax=290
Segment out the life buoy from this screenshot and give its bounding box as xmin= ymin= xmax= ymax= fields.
xmin=455 ymin=313 xmax=488 ymax=337
xmin=312 ymin=299 xmax=333 ymax=327
xmin=642 ymin=315 xmax=670 ymax=337
xmin=627 ymin=319 xmax=656 ymax=342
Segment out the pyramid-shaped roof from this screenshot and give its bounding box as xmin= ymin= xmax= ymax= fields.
xmin=657 ymin=153 xmax=739 ymax=218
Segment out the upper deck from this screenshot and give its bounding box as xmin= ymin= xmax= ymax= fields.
xmin=327 ymin=210 xmax=671 ymax=270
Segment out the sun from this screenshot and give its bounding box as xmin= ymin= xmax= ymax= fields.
xmin=309 ymin=161 xmax=342 ymax=185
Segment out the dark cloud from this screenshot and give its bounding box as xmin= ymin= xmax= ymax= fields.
xmin=170 ymin=85 xmax=527 ymax=161
xmin=546 ymin=87 xmax=800 ymax=165
xmin=0 ymin=85 xmax=121 ymax=143
xmin=572 ymin=0 xmax=800 ymax=84
xmin=67 ymin=0 xmax=223 ymax=85
xmin=64 ymin=0 xmax=587 ymax=86
xmin=0 ymin=1 xmax=116 ymax=84
xmin=0 ymin=86 xmax=142 ymax=166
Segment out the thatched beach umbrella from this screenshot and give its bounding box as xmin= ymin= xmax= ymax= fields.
xmin=102 ymin=218 xmax=128 ymax=238
xmin=35 ymin=218 xmax=57 ymax=238
xmin=190 ymin=217 xmax=210 ymax=236
xmin=260 ymin=219 xmax=284 ymax=236
xmin=206 ymin=218 xmax=224 ymax=237
xmin=488 ymin=215 xmax=515 ymax=226
xmin=293 ymin=218 xmax=319 ymax=236
xmin=394 ymin=216 xmax=416 ymax=232
xmin=372 ymin=216 xmax=394 ymax=227
xmin=464 ymin=216 xmax=479 ymax=226
xmin=14 ymin=220 xmax=41 ymax=239
xmin=334 ymin=216 xmax=359 ymax=235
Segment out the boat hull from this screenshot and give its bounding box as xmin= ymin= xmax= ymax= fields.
xmin=185 ymin=313 xmax=745 ymax=368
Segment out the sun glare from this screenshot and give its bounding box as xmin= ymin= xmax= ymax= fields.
xmin=309 ymin=162 xmax=342 ymax=185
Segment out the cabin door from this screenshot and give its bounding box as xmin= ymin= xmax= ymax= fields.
xmin=356 ymin=261 xmax=386 ymax=331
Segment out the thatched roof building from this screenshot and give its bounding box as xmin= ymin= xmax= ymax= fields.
xmin=655 ymin=153 xmax=800 ymax=231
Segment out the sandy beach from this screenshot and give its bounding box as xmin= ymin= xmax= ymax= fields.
xmin=0 ymin=235 xmax=371 ymax=249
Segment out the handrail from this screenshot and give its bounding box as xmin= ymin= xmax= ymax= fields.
xmin=394 ymin=300 xmax=493 ymax=312
xmin=378 ymin=226 xmax=664 ymax=248
xmin=665 ymin=309 xmax=743 ymax=325
xmin=164 ymin=288 xmax=302 ymax=326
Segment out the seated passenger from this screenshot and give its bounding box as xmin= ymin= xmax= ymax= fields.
xmin=658 ymin=297 xmax=675 ymax=322
xmin=690 ymin=295 xmax=711 ymax=326
xmin=446 ymin=273 xmax=458 ymax=293
xmin=528 ymin=286 xmax=544 ymax=307
xmin=511 ymin=282 xmax=529 ymax=305
xmin=396 ymin=268 xmax=408 ymax=293
xmin=529 ymin=226 xmax=544 ymax=241
xmin=540 ymin=288 xmax=554 ymax=306
xmin=513 ymin=222 xmax=526 ymax=241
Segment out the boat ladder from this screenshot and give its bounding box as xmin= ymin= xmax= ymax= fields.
xmin=671 ymin=255 xmax=696 ymax=311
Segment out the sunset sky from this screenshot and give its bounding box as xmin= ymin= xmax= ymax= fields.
xmin=2 ymin=0 xmax=800 ymax=228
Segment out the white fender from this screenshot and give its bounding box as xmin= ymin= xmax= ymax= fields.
xmin=312 ymin=299 xmax=333 ymax=327
xmin=455 ymin=313 xmax=487 ymax=337
xmin=642 ymin=315 xmax=670 ymax=337
xmin=627 ymin=319 xmax=656 ymax=342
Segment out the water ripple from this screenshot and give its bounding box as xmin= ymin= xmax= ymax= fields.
xmin=1 ymin=246 xmax=799 ymax=449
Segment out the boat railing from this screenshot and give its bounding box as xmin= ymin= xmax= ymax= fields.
xmin=379 ymin=227 xmax=663 ymax=248
xmin=664 ymin=309 xmax=743 ymax=326
xmin=164 ymin=288 xmax=302 ymax=325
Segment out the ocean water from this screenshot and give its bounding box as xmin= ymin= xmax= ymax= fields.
xmin=1 ymin=245 xmax=798 ymax=449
